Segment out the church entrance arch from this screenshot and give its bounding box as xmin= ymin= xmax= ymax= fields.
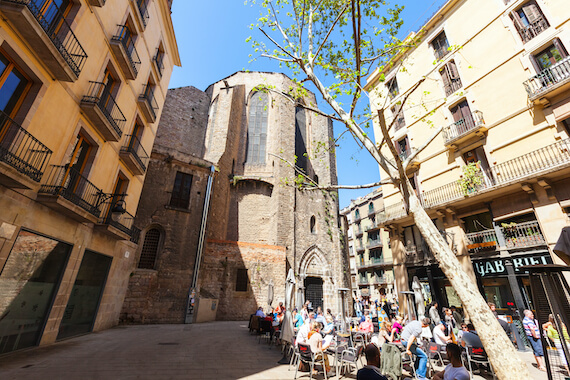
xmin=305 ymin=276 xmax=323 ymax=311
xmin=298 ymin=246 xmax=331 ymax=311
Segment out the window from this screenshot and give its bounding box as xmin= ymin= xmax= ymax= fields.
xmin=295 ymin=106 xmax=308 ymax=173
xmin=386 ymin=77 xmax=399 ymax=99
xmin=310 ymin=215 xmax=316 ymax=234
xmin=391 ymin=105 xmax=405 ymax=131
xmin=368 ymin=203 xmax=375 ymax=215
xmin=510 ymin=1 xmax=549 ymax=43
xmin=431 ymin=31 xmax=450 ymax=60
xmin=138 ymin=228 xmax=161 ymax=269
xmin=450 ymin=100 xmax=475 ymax=132
xmin=439 ymin=60 xmax=462 ymax=96
xmin=65 ymin=133 xmax=95 ymax=179
xmin=105 ymin=174 xmax=128 ymax=222
xmin=236 ymin=268 xmax=248 ymax=291
xmin=154 ymin=43 xmax=165 ymax=77
xmin=396 ymin=137 xmax=410 ymax=160
xmin=354 ymin=209 xmax=360 ymax=220
xmin=0 ymin=49 xmax=31 ymax=117
xmin=246 ymin=91 xmax=268 ymax=164
xmin=532 ymin=39 xmax=568 ymax=72
xmin=169 ymin=171 xmax=193 ymax=209
xmin=39 ymin=0 xmax=73 ymax=32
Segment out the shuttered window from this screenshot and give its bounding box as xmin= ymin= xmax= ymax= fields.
xmin=510 ymin=1 xmax=549 ymax=43
xmin=440 ymin=60 xmax=462 ymax=96
xmin=431 ymin=31 xmax=450 ymax=60
xmin=170 ymin=171 xmax=193 ymax=209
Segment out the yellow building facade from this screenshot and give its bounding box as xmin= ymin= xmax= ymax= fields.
xmin=366 ymin=0 xmax=570 ymax=317
xmin=0 ymin=0 xmax=179 ymax=353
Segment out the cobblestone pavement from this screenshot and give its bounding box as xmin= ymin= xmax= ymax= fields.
xmin=0 ymin=321 xmax=549 ymax=379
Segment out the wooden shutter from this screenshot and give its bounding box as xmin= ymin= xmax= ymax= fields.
xmin=451 ymin=103 xmax=463 ymax=123
xmin=522 ymin=1 xmax=541 ymax=23
xmin=553 ymin=38 xmax=569 ymax=58
xmin=448 ymin=60 xmax=460 ymax=79
xmin=440 ymin=65 xmax=451 ymax=89
xmin=510 ymin=11 xmax=525 ymax=34
xmin=459 ymin=101 xmax=474 ymax=126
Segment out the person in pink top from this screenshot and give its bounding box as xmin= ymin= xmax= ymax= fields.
xmin=359 ymin=315 xmax=374 ymax=333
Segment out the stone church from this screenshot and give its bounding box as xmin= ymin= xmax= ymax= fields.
xmin=120 ymin=71 xmax=350 ymax=323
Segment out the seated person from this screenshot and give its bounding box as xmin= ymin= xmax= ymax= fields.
xmin=255 ymin=307 xmax=266 ymax=318
xmin=372 ymin=322 xmax=393 ymax=347
xmin=297 ymin=312 xmax=315 ymax=345
xmin=357 ymin=343 xmax=388 ymax=380
xmin=432 ymin=343 xmax=470 ymax=380
xmin=390 ymin=316 xmax=404 ymax=343
xmin=307 ymin=322 xmax=334 ymax=376
xmin=315 ymin=310 xmax=327 ymax=327
xmin=433 ymin=323 xmax=453 ymax=345
xmin=456 ymin=323 xmax=468 ymax=344
xmin=322 ymin=315 xmax=335 ymax=335
xmin=293 ymin=308 xmax=304 ymax=329
xmin=460 ymin=324 xmax=483 ymax=349
xmin=359 ymin=315 xmax=374 ymax=333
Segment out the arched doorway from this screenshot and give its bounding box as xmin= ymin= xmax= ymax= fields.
xmin=305 ymin=276 xmax=323 ymax=311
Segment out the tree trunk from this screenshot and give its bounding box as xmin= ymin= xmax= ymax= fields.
xmin=407 ymin=192 xmax=531 ymax=379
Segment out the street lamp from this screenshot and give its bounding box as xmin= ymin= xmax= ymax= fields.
xmin=96 ymin=192 xmax=128 ymax=222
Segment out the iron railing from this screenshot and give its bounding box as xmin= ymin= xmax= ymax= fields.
xmin=130 ymin=226 xmax=141 ymax=244
xmin=501 ymin=220 xmax=546 ymax=249
xmin=83 ymin=81 xmax=126 ymax=137
xmin=5 ymin=0 xmax=87 ymax=77
xmin=443 ymin=110 xmax=485 ymax=145
xmin=153 ymin=49 xmax=164 ymax=77
xmin=100 ymin=200 xmax=135 ymax=237
xmin=366 ymin=239 xmax=382 ymax=249
xmin=383 ymin=201 xmax=406 ymax=221
xmin=372 ymin=275 xmax=388 ymax=285
xmin=358 ymin=276 xmax=369 ymax=285
xmin=39 ymin=165 xmax=104 ymax=217
xmin=444 ymin=77 xmax=462 ymax=96
xmin=365 ymin=219 xmax=381 ymax=232
xmin=135 ymin=0 xmax=150 ymax=28
xmin=139 ymin=84 xmax=159 ymax=120
xmin=120 ymin=134 xmax=149 ymax=172
xmin=0 ymin=110 xmax=52 ymax=182
xmin=111 ymin=25 xmax=141 ymax=76
xmin=355 ymin=226 xmax=364 ymax=236
xmin=356 ymin=243 xmax=365 ymax=252
xmin=465 ymin=229 xmax=498 ymax=252
xmin=523 ymin=56 xmax=570 ymax=98
xmin=516 ymin=17 xmax=549 ymax=44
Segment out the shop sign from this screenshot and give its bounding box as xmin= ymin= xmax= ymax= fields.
xmin=473 ymin=254 xmax=552 ymax=277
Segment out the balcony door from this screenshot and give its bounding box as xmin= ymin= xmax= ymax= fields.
xmin=533 ymin=40 xmax=568 ymax=72
xmin=35 ymin=0 xmax=72 ymax=33
xmin=64 ymin=134 xmax=93 ymax=197
xmin=100 ymin=68 xmax=118 ymax=115
xmin=0 ymin=50 xmax=31 ymax=117
xmin=463 ymin=147 xmax=493 ymax=187
xmin=450 ymin=100 xmax=474 ymax=135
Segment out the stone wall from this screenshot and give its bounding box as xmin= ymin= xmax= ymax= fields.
xmin=200 ymin=240 xmax=286 ymax=320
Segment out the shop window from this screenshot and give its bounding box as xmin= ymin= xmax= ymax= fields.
xmin=236 ymin=268 xmax=248 ymax=292
xmin=169 ymin=171 xmax=192 ymax=209
xmin=246 ymin=91 xmax=268 ymax=164
xmin=310 ymin=215 xmax=316 ymax=234
xmin=431 ymin=31 xmax=450 ymax=60
xmin=510 ymin=1 xmax=549 ymax=43
xmin=138 ymin=228 xmax=161 ymax=269
xmin=386 ymin=76 xmax=399 ymax=99
xmin=440 ymin=60 xmax=462 ymax=96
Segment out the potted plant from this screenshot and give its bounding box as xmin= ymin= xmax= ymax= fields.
xmin=459 ymin=161 xmax=483 ymax=195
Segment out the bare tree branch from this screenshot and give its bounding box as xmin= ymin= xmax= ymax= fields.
xmin=260 ymin=54 xmax=294 ymax=63
xmin=268 ymin=152 xmax=318 ymax=187
xmin=312 ymin=3 xmax=350 ymax=64
xmin=301 ymin=179 xmax=394 ymax=191
xmin=268 ymin=0 xmax=298 ymax=53
xmin=349 ymin=0 xmax=362 ymax=118
xmin=403 ymin=125 xmax=442 ymax=171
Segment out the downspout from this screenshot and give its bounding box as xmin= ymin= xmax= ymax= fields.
xmin=185 ymin=165 xmax=216 ymax=324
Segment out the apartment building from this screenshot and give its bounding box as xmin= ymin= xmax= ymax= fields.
xmin=366 ymin=0 xmax=570 ymax=316
xmin=341 ymin=189 xmax=394 ymax=301
xmin=0 ymin=0 xmax=180 ymax=353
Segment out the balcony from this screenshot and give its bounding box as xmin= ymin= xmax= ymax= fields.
xmin=356 ymin=243 xmax=365 ymax=253
xmin=516 ymin=17 xmax=549 ymax=44
xmin=152 ymin=51 xmax=164 ymax=78
xmin=37 ymin=165 xmax=105 ymax=223
xmin=119 ymin=135 xmax=149 ymax=175
xmin=88 ymin=0 xmax=105 ymax=6
xmin=381 ymin=202 xmax=406 ymax=223
xmin=358 ymin=277 xmax=369 ymax=285
xmin=443 ymin=111 xmax=487 ymax=148
xmin=465 ymin=229 xmax=498 ymax=252
xmin=110 ymin=25 xmax=141 ymax=80
xmin=355 ymin=227 xmax=364 ymax=237
xmin=360 ymin=257 xmax=391 ymax=269
xmin=0 ymin=0 xmax=87 ymax=81
xmin=132 ymin=0 xmax=149 ymax=30
xmin=524 ymin=56 xmax=570 ymax=102
xmin=137 ymin=85 xmax=159 ymax=123
xmin=366 ymin=238 xmax=382 ymax=250
xmin=444 ymin=77 xmax=462 ymax=97
xmin=420 ymin=138 xmax=570 ymax=212
xmin=96 ymin=202 xmax=136 ymax=240
xmin=81 ymin=81 xmax=126 ymax=141
xmin=502 ymin=220 xmax=546 ymax=249
xmin=390 ymin=146 xmax=419 ymax=170
xmin=371 ymin=275 xmax=388 ymax=285
xmin=365 ymin=220 xmax=381 ymax=232
xmin=0 ymin=110 xmax=52 ymax=189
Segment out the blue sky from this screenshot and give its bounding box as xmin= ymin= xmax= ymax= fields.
xmin=168 ymin=1 xmax=448 ymax=208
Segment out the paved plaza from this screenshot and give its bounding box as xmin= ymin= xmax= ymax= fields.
xmin=0 ymin=321 xmax=549 ymax=379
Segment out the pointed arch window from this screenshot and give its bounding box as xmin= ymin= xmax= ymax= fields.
xmin=138 ymin=228 xmax=161 ymax=269
xmin=246 ymin=91 xmax=268 ymax=164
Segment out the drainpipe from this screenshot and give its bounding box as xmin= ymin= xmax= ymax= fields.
xmin=185 ymin=165 xmax=215 ymax=324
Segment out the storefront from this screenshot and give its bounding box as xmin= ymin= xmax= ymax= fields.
xmin=406 ymin=265 xmax=462 ymax=308
xmin=472 ymin=252 xmax=553 ymax=316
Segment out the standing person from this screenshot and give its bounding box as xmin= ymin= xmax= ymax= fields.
xmin=450 ymin=306 xmax=463 ymax=325
xmin=401 ymin=317 xmax=431 ymax=380
xmin=429 ymin=302 xmax=441 ymax=326
xmin=432 ymin=343 xmax=470 ymax=380
xmin=443 ymin=308 xmax=457 ymax=336
xmin=523 ymin=309 xmax=547 ymax=372
xmin=357 ymin=343 xmax=389 ymax=380
xmin=355 ymin=296 xmax=363 ymax=318
xmin=544 ymin=314 xmax=570 ymax=376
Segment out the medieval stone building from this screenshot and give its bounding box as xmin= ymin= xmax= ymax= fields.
xmin=121 ymin=71 xmax=350 ymax=323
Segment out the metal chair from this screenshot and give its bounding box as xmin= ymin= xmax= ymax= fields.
xmin=401 ymin=351 xmax=419 ymax=379
xmin=465 ymin=345 xmax=496 ymax=380
xmin=339 ymin=347 xmax=359 ymax=378
xmin=294 ymin=343 xmax=329 ymax=380
xmin=258 ymin=319 xmax=272 ymax=344
xmin=427 ymin=342 xmax=445 ymax=367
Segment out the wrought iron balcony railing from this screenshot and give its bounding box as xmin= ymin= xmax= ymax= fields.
xmin=4 ymin=0 xmax=87 ymax=77
xmin=39 ymin=165 xmax=104 ymax=217
xmin=139 ymin=84 xmax=159 ymax=121
xmin=120 ymin=134 xmax=149 ymax=172
xmin=100 ymin=201 xmax=136 ymax=237
xmin=0 ymin=110 xmax=52 ymax=182
xmin=523 ymin=56 xmax=570 ymax=99
xmin=366 ymin=239 xmax=382 ymax=250
xmin=153 ymin=50 xmax=164 ymax=77
xmin=501 ymin=220 xmax=546 ymax=249
xmin=465 ymin=229 xmax=498 ymax=252
xmin=82 ymin=81 xmax=127 ymax=138
xmin=358 ymin=277 xmax=369 ymax=285
xmin=135 ymin=0 xmax=150 ymax=28
xmin=356 ymin=243 xmax=365 ymax=252
xmin=382 ymin=201 xmax=406 ymax=222
xmin=444 ymin=77 xmax=462 ymax=96
xmin=516 ymin=17 xmax=549 ymax=44
xmin=443 ymin=110 xmax=485 ymax=145
xmin=111 ymin=25 xmax=141 ymax=76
